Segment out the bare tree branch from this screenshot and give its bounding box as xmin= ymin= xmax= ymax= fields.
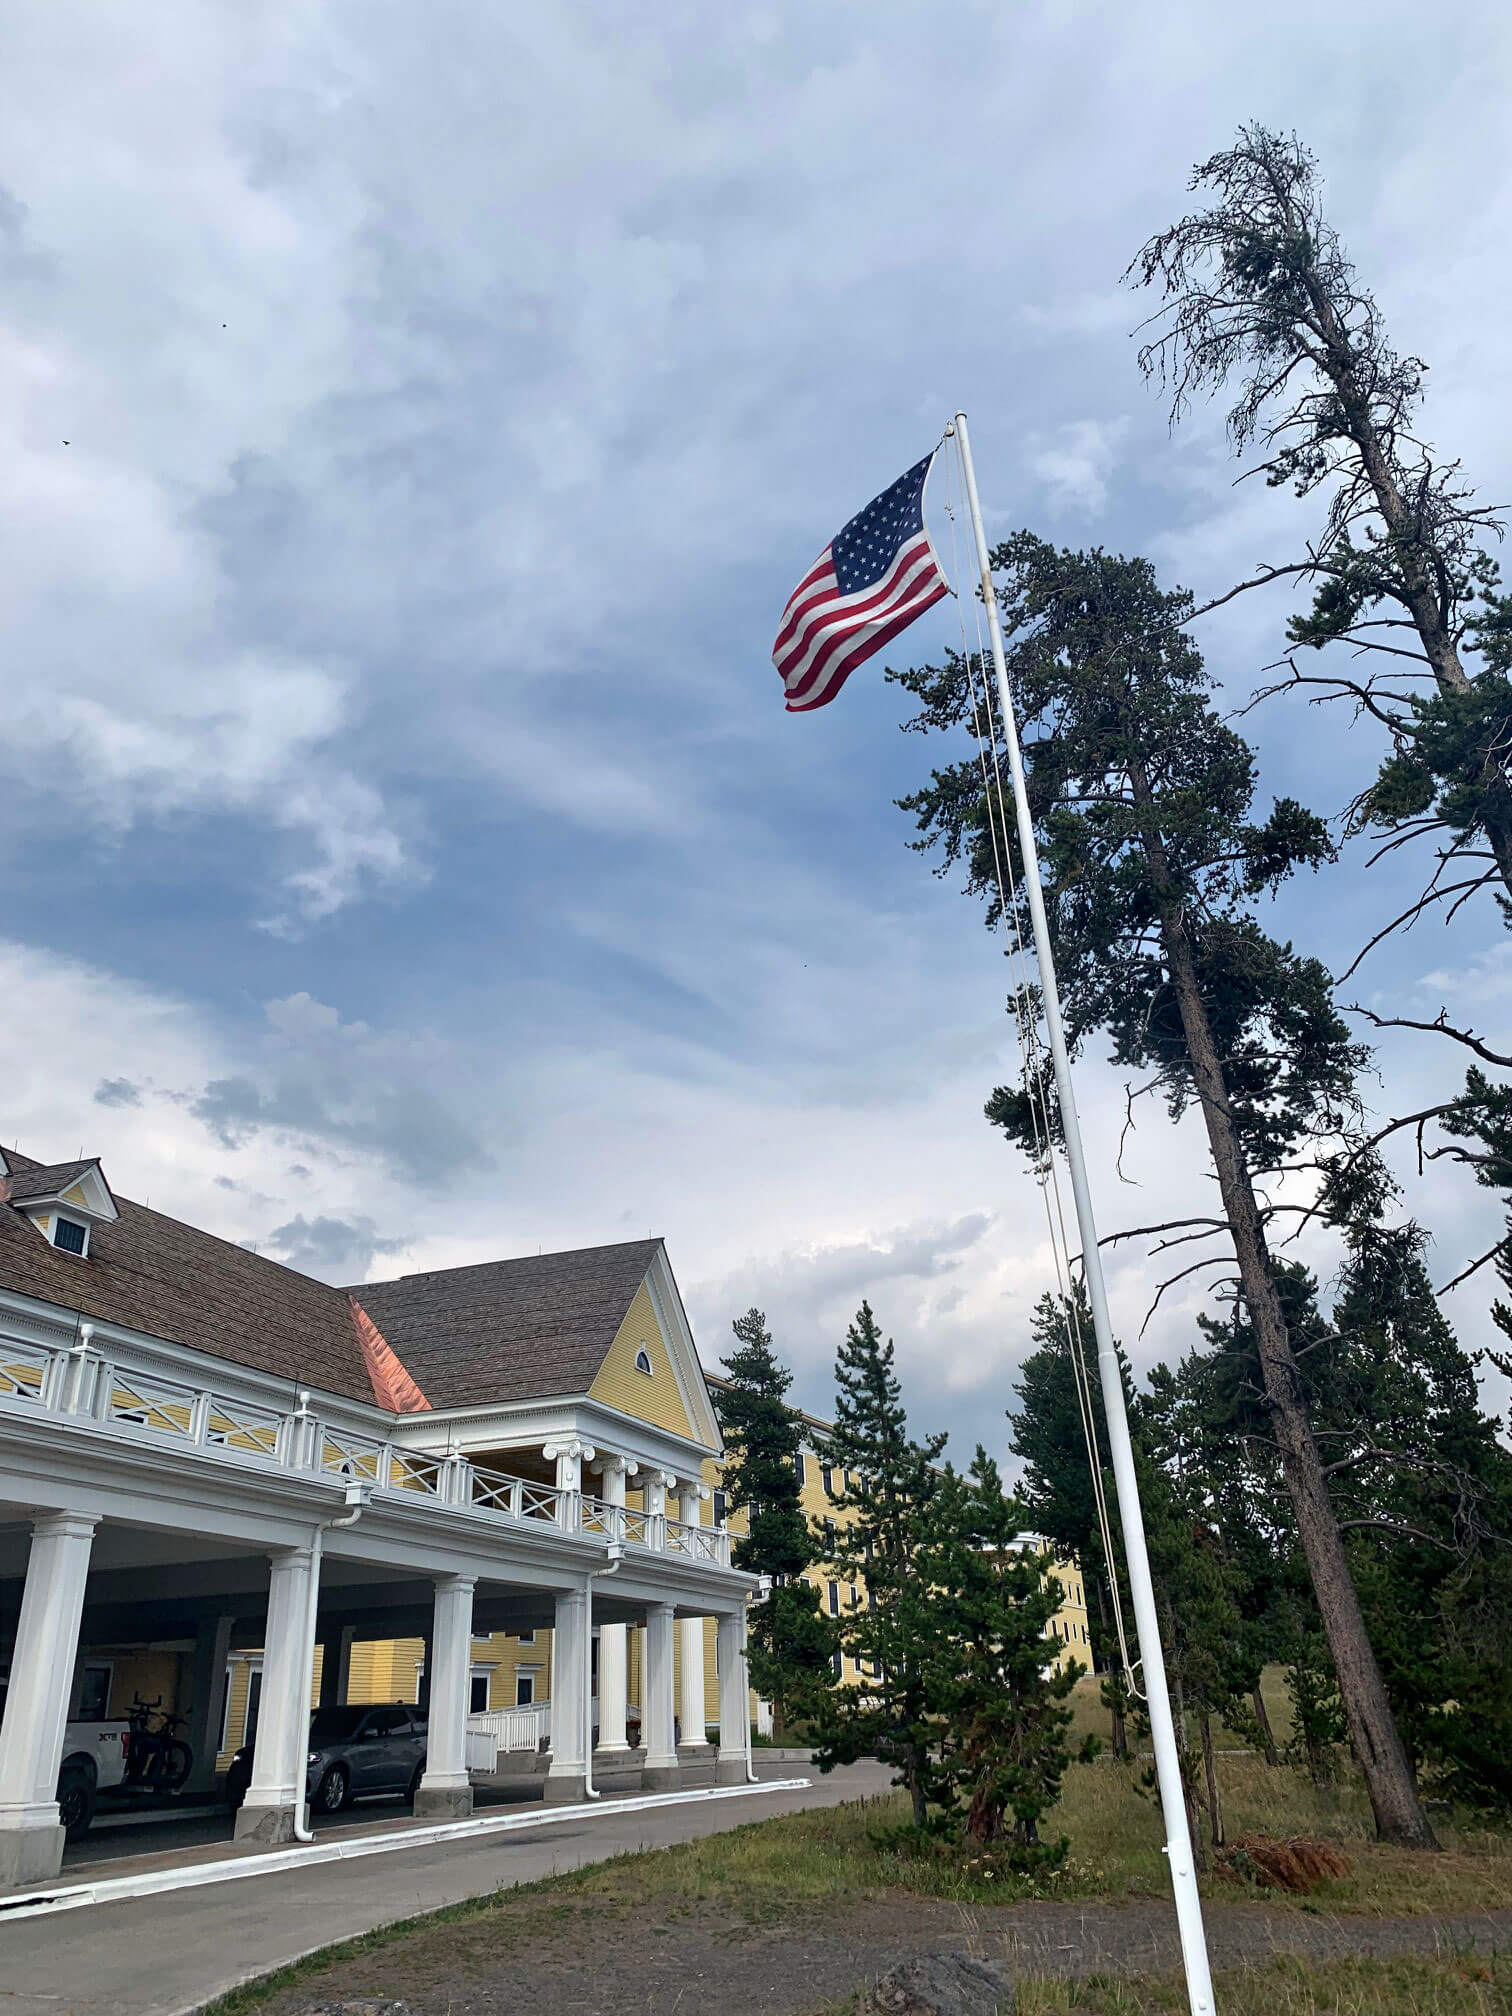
xmin=1345 ymin=1004 xmax=1512 ymax=1069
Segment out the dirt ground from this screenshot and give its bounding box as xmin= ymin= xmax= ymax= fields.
xmin=259 ymin=1890 xmax=1512 ymax=2015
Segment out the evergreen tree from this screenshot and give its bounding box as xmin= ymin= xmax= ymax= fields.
xmin=813 ymin=1300 xmax=946 ymax=1827
xmin=890 ymin=534 xmax=1435 ymax=1846
xmin=715 ymin=1308 xmax=835 ymax=1739
xmin=921 ymin=1450 xmax=1090 ymax=1869
xmin=1008 ymin=1288 xmax=1131 ymax=1757
xmin=1129 ymin=123 xmax=1512 ymax=918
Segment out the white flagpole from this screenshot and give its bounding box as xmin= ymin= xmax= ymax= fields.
xmin=952 ymin=410 xmax=1216 ymax=2016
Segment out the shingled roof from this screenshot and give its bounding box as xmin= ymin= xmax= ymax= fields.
xmin=0 ymin=1147 xmax=373 ymax=1405
xmin=347 ymin=1240 xmax=664 ymax=1411
xmin=4 ymin=1159 xmax=107 ymax=1207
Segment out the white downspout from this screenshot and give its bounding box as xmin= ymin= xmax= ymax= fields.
xmin=746 ymin=1582 xmax=768 ymax=1784
xmin=582 ymin=1545 xmax=624 ymax=1801
xmin=292 ymin=1482 xmax=368 ymax=1843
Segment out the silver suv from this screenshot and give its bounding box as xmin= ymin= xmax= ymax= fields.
xmin=226 ymin=1703 xmax=427 ymax=1815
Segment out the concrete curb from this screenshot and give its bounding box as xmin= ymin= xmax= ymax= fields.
xmin=0 ymin=1777 xmax=812 ymax=1925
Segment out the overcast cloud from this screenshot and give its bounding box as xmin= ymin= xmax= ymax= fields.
xmin=3 ymin=0 xmax=1510 ymax=1462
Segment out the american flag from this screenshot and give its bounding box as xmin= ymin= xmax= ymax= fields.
xmin=773 ymin=451 xmax=949 ymax=713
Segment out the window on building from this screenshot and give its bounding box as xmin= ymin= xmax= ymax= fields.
xmin=793 ymin=1451 xmax=806 ymax=1488
xmin=821 ymin=1463 xmax=835 ymax=1497
xmin=470 ymin=1670 xmax=493 ymax=1713
xmin=515 ymin=1671 xmax=536 ymax=1707
xmin=634 ymin=1347 xmax=653 ymax=1375
xmin=827 ymin=1579 xmax=840 ymax=1617
xmin=713 ymin=1489 xmax=727 ymax=1524
xmin=824 ymin=1516 xmax=837 ymax=1551
xmin=53 ymin=1217 xmax=88 ymax=1256
xmin=831 ymin=1649 xmax=843 ymax=1679
xmin=517 ymin=1630 xmax=536 ymax=1645
xmin=77 ymin=1663 xmax=112 ymax=1720
xmin=244 ymin=1665 xmax=264 ymax=1749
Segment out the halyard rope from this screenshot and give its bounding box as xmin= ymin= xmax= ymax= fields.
xmin=941 ymin=436 xmax=1140 ymax=1697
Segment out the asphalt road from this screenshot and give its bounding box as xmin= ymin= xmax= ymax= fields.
xmin=0 ymin=1760 xmax=895 ymax=2016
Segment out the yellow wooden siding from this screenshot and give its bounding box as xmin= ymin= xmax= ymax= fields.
xmin=61 ymin=1183 xmax=90 ymax=1207
xmin=588 ymin=1280 xmax=693 ymax=1438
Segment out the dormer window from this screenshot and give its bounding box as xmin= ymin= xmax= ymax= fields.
xmin=634 ymin=1347 xmax=653 ymax=1376
xmin=6 ymin=1155 xmax=118 ymax=1257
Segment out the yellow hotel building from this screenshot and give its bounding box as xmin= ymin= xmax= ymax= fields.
xmin=216 ymin=1380 xmax=1091 ymax=1765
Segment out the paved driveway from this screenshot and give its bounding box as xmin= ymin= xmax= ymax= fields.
xmin=0 ymin=1760 xmax=895 ymax=2016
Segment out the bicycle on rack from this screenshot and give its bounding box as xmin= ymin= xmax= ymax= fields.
xmin=123 ymin=1695 xmax=194 ymax=1792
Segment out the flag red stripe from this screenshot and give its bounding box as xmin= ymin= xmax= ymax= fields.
xmin=778 ymin=539 xmax=940 ymax=700
xmin=785 ymin=577 xmax=949 ymax=712
xmin=775 ymin=535 xmax=937 ymax=691
xmin=771 ymin=554 xmax=840 ymax=659
xmin=774 ymin=531 xmax=936 ymax=682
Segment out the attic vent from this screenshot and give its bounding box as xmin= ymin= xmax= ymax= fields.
xmin=53 ymin=1217 xmax=88 ymax=1257
xmin=634 ymin=1347 xmax=653 ymax=1376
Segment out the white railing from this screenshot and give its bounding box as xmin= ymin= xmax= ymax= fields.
xmin=466 ymin=1701 xmax=551 ymax=1770
xmin=0 ymin=1327 xmax=733 ymax=1565
xmin=665 ymin=1515 xmax=723 ymax=1564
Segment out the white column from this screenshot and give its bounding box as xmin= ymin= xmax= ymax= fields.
xmin=0 ymin=1512 xmax=97 ymax=1887
xmin=416 ymin=1574 xmax=475 ymax=1819
xmin=644 ymin=1469 xmax=672 ymax=1549
xmin=716 ymin=1609 xmax=749 ymax=1785
xmin=642 ymin=1601 xmax=679 ymax=1789
xmin=542 ymin=1586 xmax=588 ymax=1803
xmin=678 ymin=1483 xmax=708 ymax=1752
xmin=235 ymin=1546 xmax=317 ymax=1843
xmin=544 ymin=1439 xmax=594 ymax=1530
xmin=592 ymin=1457 xmax=634 ymax=1759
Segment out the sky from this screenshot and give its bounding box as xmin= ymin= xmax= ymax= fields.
xmin=3 ymin=0 xmax=1511 ymax=1466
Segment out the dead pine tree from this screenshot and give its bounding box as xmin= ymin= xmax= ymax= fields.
xmin=1128 ymin=123 xmax=1512 ymax=947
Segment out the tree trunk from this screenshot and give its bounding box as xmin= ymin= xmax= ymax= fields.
xmin=1094 ymin=1579 xmax=1129 ymax=1760
xmin=1305 ymin=283 xmax=1512 ymax=904
xmin=1252 ymin=1684 xmax=1280 ymax=1768
xmin=1130 ymin=760 xmax=1438 ymax=1849
xmin=1200 ymin=1705 xmax=1224 ymax=1849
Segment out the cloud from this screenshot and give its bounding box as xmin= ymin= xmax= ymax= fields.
xmin=93 ymin=1077 xmax=141 ymax=1108
xmin=185 ymin=995 xmax=489 ymax=1185
xmin=265 ymin=1213 xmax=409 ymax=1284
xmin=1028 ymin=418 xmax=1130 ymax=518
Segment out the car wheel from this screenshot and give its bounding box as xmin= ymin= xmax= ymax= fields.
xmin=406 ymin=1761 xmax=425 ymax=1803
xmin=224 ymin=1764 xmax=249 ymax=1812
xmin=315 ymin=1763 xmax=350 ymax=1813
xmin=58 ymin=1765 xmax=96 ymax=1842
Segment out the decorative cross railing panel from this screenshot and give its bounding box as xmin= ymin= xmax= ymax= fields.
xmin=0 ymin=1339 xmax=52 ymax=1406
xmin=101 ymin=1365 xmax=197 ymax=1439
xmin=0 ymin=1328 xmax=735 ymax=1570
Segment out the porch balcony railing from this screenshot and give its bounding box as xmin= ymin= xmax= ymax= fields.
xmin=0 ymin=1328 xmax=732 ymax=1568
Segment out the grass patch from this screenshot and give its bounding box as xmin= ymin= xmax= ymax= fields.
xmin=1019 ymin=1951 xmax=1512 ymax=2013
xmin=200 ymin=1751 xmax=1512 ymax=2016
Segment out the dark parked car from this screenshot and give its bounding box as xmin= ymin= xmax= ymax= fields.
xmin=225 ymin=1703 xmax=427 ymax=1815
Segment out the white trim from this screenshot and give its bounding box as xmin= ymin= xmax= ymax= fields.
xmin=0 ymin=1778 xmax=813 ymax=1921
xmin=641 ymin=1248 xmax=722 ymax=1452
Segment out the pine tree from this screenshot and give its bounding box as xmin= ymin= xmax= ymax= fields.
xmin=1129 ymin=123 xmax=1512 ymax=920
xmin=921 ymin=1449 xmax=1090 ymax=1869
xmin=715 ymin=1308 xmax=835 ymax=1740
xmin=813 ymin=1300 xmax=946 ymax=1827
xmin=891 ymin=534 xmax=1435 ymax=1846
xmin=1008 ymin=1288 xmax=1131 ymax=1757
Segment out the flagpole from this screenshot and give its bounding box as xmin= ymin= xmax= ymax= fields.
xmin=952 ymin=411 xmax=1216 ymax=2016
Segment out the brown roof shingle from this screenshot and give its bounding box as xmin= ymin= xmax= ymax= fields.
xmin=347 ymin=1240 xmax=663 ymax=1411
xmin=0 ymin=1148 xmax=373 ymax=1404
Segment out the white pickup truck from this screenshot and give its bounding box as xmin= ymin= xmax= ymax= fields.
xmin=58 ymin=1719 xmax=129 ymax=1840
